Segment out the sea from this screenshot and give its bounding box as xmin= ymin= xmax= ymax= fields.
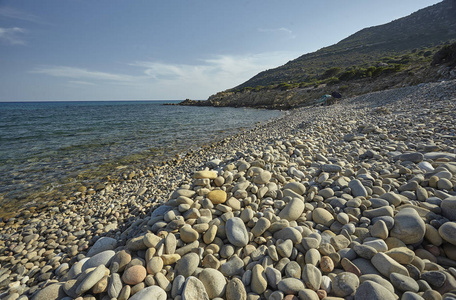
xmin=0 ymin=100 xmax=281 ymax=215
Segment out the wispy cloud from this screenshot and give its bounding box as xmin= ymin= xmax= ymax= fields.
xmin=258 ymin=27 xmax=296 ymax=39
xmin=30 ymin=66 xmax=137 ymax=82
xmin=68 ymin=80 xmax=96 ymax=86
xmin=0 ymin=7 xmax=45 ymax=24
xmin=0 ymin=27 xmax=26 ymax=45
xmin=30 ymin=51 xmax=300 ymax=99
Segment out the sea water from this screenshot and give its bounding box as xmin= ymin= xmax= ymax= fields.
xmin=0 ymin=101 xmax=281 ymax=213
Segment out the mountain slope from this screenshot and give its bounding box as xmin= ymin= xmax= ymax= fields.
xmin=234 ymin=0 xmax=456 ymax=90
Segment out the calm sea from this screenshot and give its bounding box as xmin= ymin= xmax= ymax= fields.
xmin=0 ymin=101 xmax=281 ymax=213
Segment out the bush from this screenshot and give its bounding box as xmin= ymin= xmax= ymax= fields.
xmin=432 ymin=42 xmax=456 ymax=66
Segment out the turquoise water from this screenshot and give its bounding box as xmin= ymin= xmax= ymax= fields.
xmin=0 ymin=101 xmax=281 ymax=212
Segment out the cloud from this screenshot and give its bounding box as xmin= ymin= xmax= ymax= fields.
xmin=68 ymin=80 xmax=96 ymax=86
xmin=258 ymin=27 xmax=296 ymax=39
xmin=0 ymin=7 xmax=45 ymax=24
xmin=0 ymin=27 xmax=26 ymax=45
xmin=30 ymin=66 xmax=138 ymax=82
xmin=30 ymin=51 xmax=300 ymax=99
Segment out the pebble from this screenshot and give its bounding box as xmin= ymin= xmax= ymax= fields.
xmin=182 ymin=276 xmax=209 ymax=300
xmin=226 ymin=277 xmax=247 ymax=300
xmin=225 ymin=217 xmax=249 ymax=247
xmin=355 ymin=281 xmax=396 ymax=300
xmin=390 ymin=272 xmax=419 ymax=292
xmin=441 ymin=197 xmax=456 ymax=221
xmin=312 ymin=207 xmax=334 ymax=227
xmin=129 ymin=286 xmax=167 ymax=300
xmin=122 ymin=265 xmax=147 ymax=285
xmin=279 ymin=198 xmax=305 ymax=221
xmin=332 ymin=272 xmax=359 ymax=297
xmin=371 ymin=252 xmax=410 ymax=278
xmin=390 ymin=207 xmax=425 ymax=244
xmin=439 ymin=222 xmax=456 ymax=245
xmin=207 ymin=190 xmax=227 ymax=204
xmin=277 ymin=278 xmax=305 ymax=295
xmin=175 ymin=252 xmax=200 ymax=278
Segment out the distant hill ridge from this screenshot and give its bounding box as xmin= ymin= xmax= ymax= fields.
xmin=233 ymin=0 xmax=456 ymax=90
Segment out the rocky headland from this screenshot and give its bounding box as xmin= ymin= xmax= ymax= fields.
xmin=1 ymin=79 xmax=456 ymax=300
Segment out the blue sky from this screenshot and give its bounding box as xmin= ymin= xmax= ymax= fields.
xmin=0 ymin=0 xmax=442 ymax=101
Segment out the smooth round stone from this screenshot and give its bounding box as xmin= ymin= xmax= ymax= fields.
xmin=363 ymin=239 xmax=388 ymax=252
xmin=221 ymin=255 xmax=244 ymax=276
xmin=441 ymin=197 xmax=456 ymax=221
xmin=390 ymin=272 xmax=419 ymax=292
xmin=319 ymin=188 xmax=335 ymax=199
xmin=279 ymin=198 xmax=305 ymax=221
xmin=180 ymin=224 xmax=199 ymax=243
xmin=251 ymin=217 xmax=271 ymax=237
xmin=129 ymin=286 xmax=167 ymax=300
xmin=182 ymin=276 xmax=209 ymax=300
xmin=402 ymin=291 xmax=426 ymax=300
xmin=359 ymin=274 xmax=395 ymax=295
xmin=371 ymin=252 xmax=409 ymax=277
xmin=348 ymin=179 xmax=368 ymax=198
xmin=265 ymin=266 xmax=282 ymax=289
xmin=82 ymin=250 xmax=115 ymax=272
xmin=298 ymin=289 xmax=319 ymax=300
xmin=399 ymin=152 xmax=424 ymax=163
xmin=370 ymin=220 xmax=388 ymax=239
xmin=164 ymin=233 xmax=177 ymax=254
xmin=274 ymin=227 xmax=302 ymax=244
xmin=76 ymin=265 xmax=106 ymax=294
xmin=147 ymin=257 xmax=164 ymax=275
xmin=226 ymin=277 xmax=247 ymax=300
xmin=312 ymin=208 xmax=334 ymax=227
xmin=175 ymin=253 xmax=200 ymax=278
xmin=199 ymin=268 xmax=226 ymax=298
xmin=31 ymin=283 xmax=66 ymax=300
xmin=278 ymin=278 xmax=305 ymax=295
xmin=438 ymin=178 xmax=453 ymax=190
xmin=301 ymin=264 xmax=322 ymax=291
xmin=108 ymin=273 xmax=122 ymax=298
xmin=363 ymin=206 xmax=394 ymax=219
xmin=305 ymin=248 xmax=321 ymax=266
xmin=161 ymin=254 xmax=181 ymax=265
xmin=253 ymin=171 xmax=272 ymax=184
xmin=390 ymin=208 xmax=425 ymax=244
xmin=320 ymin=256 xmax=334 ymax=273
xmin=225 ymin=217 xmax=249 ymax=247
xmin=283 ymin=182 xmax=306 ymax=195
xmin=87 ymin=237 xmax=118 ymax=257
xmin=171 ymin=275 xmax=186 ymax=298
xmin=332 ymin=272 xmax=359 ymax=297
xmin=355 ymin=281 xmax=396 ymax=300
xmin=336 ymin=213 xmax=349 ymax=225
xmin=277 ymin=239 xmax=293 ymax=258
xmin=285 ymin=261 xmax=302 ymax=279
xmin=194 ymin=170 xmax=218 ymax=179
xmin=425 ymin=224 xmax=443 ymax=246
xmin=207 ymin=190 xmax=227 ymax=205
xmin=251 ymin=264 xmax=267 ymax=295
xmin=421 ymin=271 xmax=446 ymax=288
xmin=384 ymin=247 xmax=415 ymax=264
xmin=439 ymin=222 xmax=456 ymax=245
xmin=122 ymin=265 xmax=146 ymax=285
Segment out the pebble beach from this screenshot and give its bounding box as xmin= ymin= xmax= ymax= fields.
xmin=1 ymin=79 xmax=456 ymax=300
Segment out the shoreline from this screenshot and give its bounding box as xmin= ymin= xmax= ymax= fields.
xmin=1 ymin=79 xmax=456 ymax=299
xmin=0 ymin=106 xmax=283 ymax=219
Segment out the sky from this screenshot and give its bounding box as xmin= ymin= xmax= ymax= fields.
xmin=0 ymin=0 xmax=443 ymax=101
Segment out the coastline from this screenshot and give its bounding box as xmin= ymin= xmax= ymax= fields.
xmin=1 ymin=79 xmax=456 ymax=299
xmin=0 ymin=104 xmax=282 ymax=219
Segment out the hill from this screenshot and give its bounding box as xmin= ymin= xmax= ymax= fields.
xmin=234 ymin=0 xmax=456 ymax=89
xmin=180 ymin=0 xmax=456 ymax=109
